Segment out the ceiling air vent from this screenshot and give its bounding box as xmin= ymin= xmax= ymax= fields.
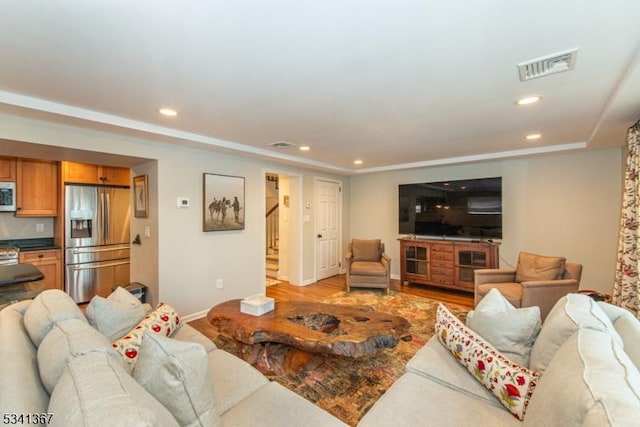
xmin=268 ymin=141 xmax=296 ymax=149
xmin=517 ymin=48 xmax=578 ymax=81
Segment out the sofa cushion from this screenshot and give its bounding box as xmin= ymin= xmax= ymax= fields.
xmin=597 ymin=301 xmax=640 ymax=371
xmin=352 ymin=239 xmax=381 ymax=261
xmin=37 ymin=318 xmax=123 ymax=394
xmin=86 ymin=286 xmax=148 ymax=341
xmin=23 ymin=289 xmax=87 ymax=347
xmin=0 ymin=302 xmax=50 ymax=415
xmin=350 ymin=261 xmax=386 ymax=276
xmin=173 ymin=323 xmax=217 ymax=353
xmin=514 ymin=252 xmax=566 ymax=283
xmin=466 ymin=288 xmax=541 ymax=366
xmin=436 ymin=304 xmax=539 ymax=420
xmin=133 ymin=331 xmax=220 ymax=427
xmin=357 ymin=372 xmax=521 ymax=427
xmin=405 ymin=337 xmax=504 ymax=409
xmin=524 ymin=328 xmax=640 ymax=427
xmin=111 ymin=302 xmax=181 ymax=371
xmin=49 ymin=351 xmax=179 ymax=426
xmin=207 ymin=349 xmax=270 ymax=415
xmin=529 ymin=294 xmax=623 ymax=374
xmin=221 ymin=381 xmax=347 ymax=427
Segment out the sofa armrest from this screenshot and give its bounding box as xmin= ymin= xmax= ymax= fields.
xmin=381 ymin=253 xmax=391 ymax=274
xmin=474 ymin=269 xmax=517 ymax=286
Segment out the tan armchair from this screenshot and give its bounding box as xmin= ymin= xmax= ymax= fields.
xmin=474 ymin=252 xmax=582 ymax=321
xmin=345 ymin=239 xmax=391 ymax=293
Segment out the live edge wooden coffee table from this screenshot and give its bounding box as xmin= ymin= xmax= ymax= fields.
xmin=207 ymin=300 xmax=411 ymax=375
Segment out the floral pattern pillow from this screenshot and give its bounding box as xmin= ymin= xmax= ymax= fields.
xmin=112 ymin=302 xmax=181 ymax=370
xmin=436 ymin=303 xmax=539 ymax=420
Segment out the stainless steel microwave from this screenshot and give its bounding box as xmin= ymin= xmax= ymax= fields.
xmin=0 ymin=182 xmax=16 ymax=212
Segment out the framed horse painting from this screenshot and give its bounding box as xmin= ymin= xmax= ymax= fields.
xmin=203 ymin=173 xmax=245 ymax=231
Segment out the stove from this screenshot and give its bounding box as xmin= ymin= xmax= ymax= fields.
xmin=0 ymin=246 xmax=19 ymax=266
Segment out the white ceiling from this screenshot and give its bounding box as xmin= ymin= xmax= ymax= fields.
xmin=0 ymin=1 xmax=639 ymax=174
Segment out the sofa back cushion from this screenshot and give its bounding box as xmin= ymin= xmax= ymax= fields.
xmin=524 ymin=328 xmax=640 ymax=427
xmin=597 ymin=302 xmax=640 ymax=371
xmin=48 ymin=351 xmax=179 ymax=426
xmin=514 ymin=252 xmax=566 ymax=283
xmin=23 ymin=290 xmax=87 ymax=347
xmin=529 ymin=293 xmax=622 ymax=373
xmin=0 ymin=303 xmax=49 ymax=415
xmin=351 ymin=239 xmax=381 ymax=261
xmin=37 ymin=318 xmax=124 ymax=394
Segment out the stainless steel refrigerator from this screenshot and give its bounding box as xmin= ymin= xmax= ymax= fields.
xmin=64 ymin=184 xmax=131 ymax=303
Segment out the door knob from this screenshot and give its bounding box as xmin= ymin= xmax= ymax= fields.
xmin=317 ymin=234 xmax=322 ymax=238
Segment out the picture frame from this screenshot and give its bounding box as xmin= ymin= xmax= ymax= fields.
xmin=203 ymin=173 xmax=245 ymax=231
xmin=133 ymin=175 xmax=149 ymax=218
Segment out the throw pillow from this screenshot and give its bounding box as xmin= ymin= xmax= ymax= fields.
xmin=111 ymin=302 xmax=181 ymax=370
xmin=514 ymin=252 xmax=566 ymax=283
xmin=436 ymin=304 xmax=539 ymax=420
xmin=37 ymin=318 xmax=124 ymax=394
xmin=23 ymin=289 xmax=87 ymax=347
xmin=48 ymin=351 xmax=179 ymax=427
xmin=466 ymin=288 xmax=541 ymax=366
xmin=133 ymin=331 xmax=220 ymax=427
xmin=86 ymin=286 xmax=148 ymax=341
xmin=528 ymin=293 xmax=623 ymax=374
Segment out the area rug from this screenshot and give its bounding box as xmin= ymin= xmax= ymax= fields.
xmin=211 ymin=290 xmax=469 ymax=426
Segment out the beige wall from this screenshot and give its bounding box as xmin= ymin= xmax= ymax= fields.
xmin=0 ymin=216 xmax=54 ymax=239
xmin=349 ymin=149 xmax=623 ymax=295
xmin=0 ymin=113 xmax=350 ymax=318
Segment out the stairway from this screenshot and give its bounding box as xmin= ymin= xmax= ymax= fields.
xmin=266 ymin=249 xmax=279 ymax=278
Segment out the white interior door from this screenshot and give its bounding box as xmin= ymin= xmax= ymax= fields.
xmin=315 ymin=178 xmax=342 ymax=280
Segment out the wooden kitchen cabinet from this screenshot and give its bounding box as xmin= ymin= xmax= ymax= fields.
xmin=15 ymin=159 xmax=58 ymax=217
xmin=0 ymin=157 xmax=16 ymax=181
xmin=62 ymin=161 xmax=130 ymax=186
xmin=19 ymin=249 xmax=62 ymax=291
xmin=399 ymin=238 xmax=499 ymax=292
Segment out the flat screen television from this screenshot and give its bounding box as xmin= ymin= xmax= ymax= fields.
xmin=399 ymin=177 xmax=502 ymax=239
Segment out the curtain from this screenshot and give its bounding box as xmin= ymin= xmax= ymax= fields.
xmin=613 ymin=119 xmax=640 ymax=318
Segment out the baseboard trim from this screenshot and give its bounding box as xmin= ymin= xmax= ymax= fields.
xmin=182 ymin=309 xmax=208 ymax=323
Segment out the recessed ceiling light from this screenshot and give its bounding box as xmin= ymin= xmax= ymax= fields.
xmin=515 ymin=96 xmax=542 ymax=106
xmin=526 ymin=133 xmax=542 ymax=140
xmin=159 ymin=108 xmax=178 ymax=117
xmin=299 ymin=145 xmax=310 ymax=151
xmin=354 ymin=159 xmax=363 ymax=165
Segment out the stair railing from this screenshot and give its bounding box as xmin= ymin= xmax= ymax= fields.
xmin=266 ymin=203 xmax=279 ymax=252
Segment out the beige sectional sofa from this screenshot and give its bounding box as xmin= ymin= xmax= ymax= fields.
xmin=0 ymin=290 xmax=346 ymax=427
xmin=358 ymin=293 xmax=640 ymax=426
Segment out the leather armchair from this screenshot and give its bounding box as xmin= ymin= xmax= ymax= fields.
xmin=345 ymin=239 xmax=391 ymax=293
xmin=474 ymin=254 xmax=582 ymax=321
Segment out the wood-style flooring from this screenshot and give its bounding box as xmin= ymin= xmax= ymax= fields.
xmin=189 ymin=274 xmax=473 ymax=334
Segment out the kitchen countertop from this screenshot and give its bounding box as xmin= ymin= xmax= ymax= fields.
xmin=0 ymin=238 xmax=59 ymax=251
xmin=0 ymin=263 xmax=45 ymax=287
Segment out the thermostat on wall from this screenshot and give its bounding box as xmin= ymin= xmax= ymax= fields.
xmin=177 ymin=197 xmax=190 ymax=208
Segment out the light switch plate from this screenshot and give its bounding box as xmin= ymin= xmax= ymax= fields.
xmin=177 ymin=197 xmax=190 ymax=208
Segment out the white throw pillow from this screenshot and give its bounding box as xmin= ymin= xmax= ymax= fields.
xmin=466 ymin=288 xmax=541 ymax=366
xmin=133 ymin=331 xmax=220 ymax=427
xmin=86 ymin=286 xmax=148 ymax=341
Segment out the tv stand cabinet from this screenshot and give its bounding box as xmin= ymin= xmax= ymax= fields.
xmin=399 ymin=238 xmax=500 ymax=293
